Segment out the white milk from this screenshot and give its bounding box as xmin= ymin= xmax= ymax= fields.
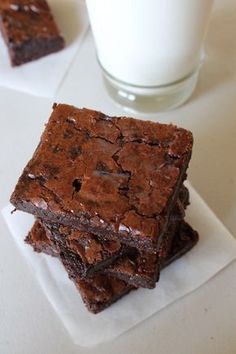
xmin=86 ymin=0 xmax=213 ymax=87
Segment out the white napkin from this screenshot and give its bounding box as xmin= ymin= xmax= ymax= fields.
xmin=0 ymin=0 xmax=89 ymax=98
xmin=2 ymin=182 xmax=236 ymax=347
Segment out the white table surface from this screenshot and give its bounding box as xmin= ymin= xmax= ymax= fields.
xmin=0 ymin=0 xmax=236 ymax=353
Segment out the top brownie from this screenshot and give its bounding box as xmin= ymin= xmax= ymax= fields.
xmin=0 ymin=0 xmax=65 ymax=66
xmin=10 ymin=104 xmax=193 ymax=251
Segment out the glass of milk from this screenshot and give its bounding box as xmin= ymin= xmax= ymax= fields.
xmin=86 ymin=0 xmax=214 ymax=112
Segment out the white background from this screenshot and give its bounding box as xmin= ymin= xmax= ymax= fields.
xmin=0 ymin=0 xmax=236 ymax=353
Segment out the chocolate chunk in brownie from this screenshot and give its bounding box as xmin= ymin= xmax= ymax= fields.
xmin=0 ymin=0 xmax=65 ymax=66
xmin=11 ymin=104 xmax=193 ymax=252
xmin=26 ymin=218 xmax=198 ymax=313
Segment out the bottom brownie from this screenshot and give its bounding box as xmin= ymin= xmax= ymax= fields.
xmin=26 ymin=220 xmax=198 ymax=313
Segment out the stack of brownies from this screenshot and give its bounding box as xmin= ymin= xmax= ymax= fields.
xmin=10 ymin=104 xmax=198 ymax=313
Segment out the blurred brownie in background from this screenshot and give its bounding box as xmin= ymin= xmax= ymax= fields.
xmin=0 ymin=0 xmax=65 ymax=66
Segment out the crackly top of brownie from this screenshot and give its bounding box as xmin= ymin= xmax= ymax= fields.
xmin=11 ymin=104 xmax=193 ymax=250
xmin=0 ymin=0 xmax=64 ymax=45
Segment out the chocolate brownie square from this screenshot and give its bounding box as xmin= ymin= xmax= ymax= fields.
xmin=26 ymin=218 xmax=198 ymax=313
xmin=0 ymin=0 xmax=65 ymax=66
xmin=11 ymin=104 xmax=193 ymax=252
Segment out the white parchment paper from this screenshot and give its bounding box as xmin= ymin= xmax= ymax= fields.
xmin=0 ymin=0 xmax=88 ymax=98
xmin=2 ymin=183 xmax=236 ymax=347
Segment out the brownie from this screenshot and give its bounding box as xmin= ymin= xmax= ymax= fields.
xmin=11 ymin=104 xmax=193 ymax=252
xmin=26 ymin=219 xmax=198 ymax=313
xmin=0 ymin=0 xmax=65 ymax=66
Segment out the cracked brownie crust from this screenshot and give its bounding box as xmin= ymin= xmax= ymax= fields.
xmin=0 ymin=0 xmax=65 ymax=66
xmin=11 ymin=104 xmax=193 ymax=252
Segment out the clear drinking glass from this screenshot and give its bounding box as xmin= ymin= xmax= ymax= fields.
xmin=86 ymin=0 xmax=214 ymax=113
